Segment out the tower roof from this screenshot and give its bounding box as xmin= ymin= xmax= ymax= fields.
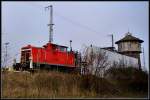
xmin=115 ymin=32 xmax=144 ymax=44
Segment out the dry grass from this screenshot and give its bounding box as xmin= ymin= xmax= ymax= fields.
xmin=1 ymin=68 xmax=148 ymax=98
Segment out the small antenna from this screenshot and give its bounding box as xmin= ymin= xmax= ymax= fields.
xmin=126 ymin=28 xmax=132 ymax=36
xmin=45 ymin=5 xmax=54 ymax=43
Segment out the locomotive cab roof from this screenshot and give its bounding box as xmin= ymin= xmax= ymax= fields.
xmin=21 ymin=42 xmax=69 ymax=53
xmin=43 ymin=42 xmax=68 ymax=48
xmin=21 ymin=44 xmax=34 ymax=49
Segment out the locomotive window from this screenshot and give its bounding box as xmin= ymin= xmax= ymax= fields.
xmin=57 ymin=46 xmax=67 ymax=52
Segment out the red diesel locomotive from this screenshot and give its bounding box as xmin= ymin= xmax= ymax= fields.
xmin=13 ymin=42 xmax=81 ymax=72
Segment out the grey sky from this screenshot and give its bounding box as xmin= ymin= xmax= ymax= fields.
xmin=2 ymin=1 xmax=149 ymax=71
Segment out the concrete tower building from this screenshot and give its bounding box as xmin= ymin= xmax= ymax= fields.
xmin=115 ymin=32 xmax=144 ymax=70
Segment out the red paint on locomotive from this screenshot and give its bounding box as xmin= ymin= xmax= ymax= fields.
xmin=21 ymin=42 xmax=75 ymax=68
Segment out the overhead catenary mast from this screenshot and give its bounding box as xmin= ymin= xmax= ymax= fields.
xmin=45 ymin=5 xmax=54 ymax=43
xmin=108 ymin=34 xmax=114 ymax=49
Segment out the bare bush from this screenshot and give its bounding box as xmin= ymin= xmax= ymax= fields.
xmin=81 ymin=46 xmax=109 ymax=77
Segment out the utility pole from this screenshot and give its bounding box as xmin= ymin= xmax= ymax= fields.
xmin=143 ymin=47 xmax=146 ymax=70
xmin=45 ymin=5 xmax=54 ymax=43
xmin=4 ymin=42 xmax=9 ymax=68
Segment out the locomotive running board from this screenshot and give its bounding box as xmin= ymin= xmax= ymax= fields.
xmin=30 ymin=62 xmax=78 ymax=72
xmin=32 ymin=62 xmax=76 ymax=68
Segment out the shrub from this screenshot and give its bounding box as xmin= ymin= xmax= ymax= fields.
xmin=105 ymin=67 xmax=148 ymax=92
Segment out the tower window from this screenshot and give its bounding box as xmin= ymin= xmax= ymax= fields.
xmin=138 ymin=43 xmax=140 ymax=48
xmin=120 ymin=43 xmax=122 ymax=49
xmin=128 ymin=43 xmax=131 ymax=48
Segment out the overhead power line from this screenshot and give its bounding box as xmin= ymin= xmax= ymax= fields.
xmin=54 ymin=11 xmax=101 ymax=35
xmin=30 ymin=4 xmax=99 ymax=34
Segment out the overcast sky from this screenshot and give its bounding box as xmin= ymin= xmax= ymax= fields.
xmin=2 ymin=1 xmax=149 ymax=71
